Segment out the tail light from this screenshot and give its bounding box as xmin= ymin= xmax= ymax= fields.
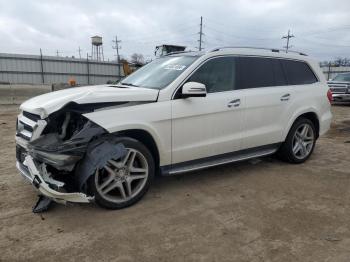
xmin=327 ymin=89 xmax=333 ymax=103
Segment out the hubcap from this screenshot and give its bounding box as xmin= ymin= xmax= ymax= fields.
xmin=292 ymin=123 xmax=315 ymax=160
xmin=95 ymin=148 xmax=149 ymax=203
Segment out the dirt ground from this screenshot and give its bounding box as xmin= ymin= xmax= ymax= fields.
xmin=0 ymin=104 xmax=349 ymax=262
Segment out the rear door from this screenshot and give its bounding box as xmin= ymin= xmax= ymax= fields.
xmin=280 ymin=59 xmax=320 ymax=131
xmin=236 ymin=57 xmax=293 ymax=149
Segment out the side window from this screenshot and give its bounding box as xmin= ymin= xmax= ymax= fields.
xmin=187 ymin=57 xmax=235 ymax=93
xmin=282 ymin=60 xmax=318 ymax=85
xmin=236 ymin=57 xmax=275 ymax=89
xmin=272 ymin=59 xmax=288 ymax=86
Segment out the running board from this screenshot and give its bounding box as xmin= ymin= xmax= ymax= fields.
xmin=161 ymin=143 xmax=280 ymax=176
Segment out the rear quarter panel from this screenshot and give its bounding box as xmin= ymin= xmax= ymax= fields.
xmin=282 ymin=59 xmax=332 ymax=140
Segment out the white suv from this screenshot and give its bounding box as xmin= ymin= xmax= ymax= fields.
xmin=16 ymin=47 xmax=332 ymax=210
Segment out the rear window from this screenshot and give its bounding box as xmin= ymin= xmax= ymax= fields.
xmin=333 ymin=73 xmax=350 ymax=82
xmin=236 ymin=57 xmax=317 ymax=89
xmin=281 ymin=60 xmax=318 ymax=85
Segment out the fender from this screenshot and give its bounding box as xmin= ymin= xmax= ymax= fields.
xmin=83 ymin=101 xmax=172 ymax=166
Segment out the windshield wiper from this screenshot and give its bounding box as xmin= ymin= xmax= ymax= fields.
xmin=120 ymin=82 xmax=139 ymax=87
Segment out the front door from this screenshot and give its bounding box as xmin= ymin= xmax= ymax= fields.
xmin=171 ymin=56 xmax=244 ymax=164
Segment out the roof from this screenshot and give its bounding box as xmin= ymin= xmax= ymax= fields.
xmin=167 ymin=46 xmax=310 ymax=60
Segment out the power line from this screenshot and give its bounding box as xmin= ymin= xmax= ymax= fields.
xmin=297 ymin=37 xmax=350 ymax=48
xmin=121 ymin=24 xmax=198 ymax=42
xmin=299 ymin=25 xmax=350 ymax=37
xmin=122 ymin=33 xmax=197 ymax=46
xmin=205 ymin=25 xmax=277 ymax=41
xmin=282 ymin=29 xmax=294 ymax=52
xmin=204 ymin=17 xmax=283 ymax=34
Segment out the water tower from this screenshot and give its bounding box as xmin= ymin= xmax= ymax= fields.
xmin=91 ymin=35 xmax=104 ymax=61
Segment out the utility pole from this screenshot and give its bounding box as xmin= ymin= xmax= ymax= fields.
xmin=39 ymin=48 xmax=44 ymax=84
xmin=198 ymin=16 xmax=204 ymax=51
xmin=78 ymin=46 xmax=82 ymax=59
xmin=112 ymin=35 xmax=122 ymax=61
xmin=282 ymin=29 xmax=294 ymax=53
xmin=112 ymin=35 xmax=122 ymax=78
xmin=56 ymin=50 xmax=60 ymax=57
xmin=86 ymin=53 xmax=90 ymax=85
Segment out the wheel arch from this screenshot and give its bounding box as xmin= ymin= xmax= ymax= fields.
xmin=283 ymin=110 xmax=320 ymax=140
xmin=114 ymin=129 xmax=160 ymax=171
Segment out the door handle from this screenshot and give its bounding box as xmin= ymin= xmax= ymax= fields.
xmin=227 ymin=99 xmax=241 ymax=108
xmin=280 ymin=94 xmax=290 ymax=101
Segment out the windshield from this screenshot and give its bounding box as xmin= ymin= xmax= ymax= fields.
xmin=120 ymin=56 xmax=198 ymax=89
xmin=333 ymin=73 xmax=350 ymax=82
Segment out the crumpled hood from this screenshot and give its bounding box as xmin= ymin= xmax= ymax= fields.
xmin=20 ymin=84 xmax=159 ymax=118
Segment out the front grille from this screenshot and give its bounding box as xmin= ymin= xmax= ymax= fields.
xmin=16 ymin=111 xmax=43 ymax=141
xmin=330 ymin=87 xmax=347 ymax=94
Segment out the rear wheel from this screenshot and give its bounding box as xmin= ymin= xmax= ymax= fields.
xmin=90 ymin=137 xmax=155 ymax=209
xmin=278 ymin=118 xmax=316 ymax=164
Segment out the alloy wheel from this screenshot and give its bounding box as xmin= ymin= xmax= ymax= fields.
xmin=292 ymin=123 xmax=315 ymax=160
xmin=94 ymin=148 xmax=149 ymax=204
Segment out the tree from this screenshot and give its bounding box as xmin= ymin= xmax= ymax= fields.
xmin=130 ymin=53 xmax=145 ymax=65
xmin=319 ymin=57 xmax=350 ymax=67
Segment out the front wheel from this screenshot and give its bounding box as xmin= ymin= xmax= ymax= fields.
xmin=90 ymin=137 xmax=155 ymax=209
xmin=278 ymin=118 xmax=316 ymax=164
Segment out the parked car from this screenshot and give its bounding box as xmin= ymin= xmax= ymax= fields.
xmin=327 ymin=72 xmax=350 ymax=101
xmin=16 ymin=47 xmax=332 ymax=210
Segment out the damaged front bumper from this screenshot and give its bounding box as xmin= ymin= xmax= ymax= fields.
xmin=16 ymin=155 xmax=93 ymax=204
xmin=15 ymin=111 xmax=120 ymax=206
xmin=16 ymin=134 xmax=93 ymax=204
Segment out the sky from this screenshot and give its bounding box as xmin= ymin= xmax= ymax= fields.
xmin=0 ymin=0 xmax=349 ymax=62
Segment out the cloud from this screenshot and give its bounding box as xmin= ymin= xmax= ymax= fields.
xmin=0 ymin=0 xmax=348 ymax=60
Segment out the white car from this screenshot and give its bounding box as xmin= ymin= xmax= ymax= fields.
xmin=16 ymin=47 xmax=332 ymax=210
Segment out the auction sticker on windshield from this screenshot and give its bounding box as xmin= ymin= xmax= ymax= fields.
xmin=163 ymin=65 xmax=187 ymax=70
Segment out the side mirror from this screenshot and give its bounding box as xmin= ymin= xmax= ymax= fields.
xmin=182 ymin=82 xmax=207 ymax=98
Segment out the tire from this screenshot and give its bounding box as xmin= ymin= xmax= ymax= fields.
xmin=89 ymin=137 xmax=155 ymax=209
xmin=277 ymin=118 xmax=317 ymax=164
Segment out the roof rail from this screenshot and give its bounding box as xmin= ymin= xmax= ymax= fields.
xmin=209 ymin=46 xmax=308 ymax=56
xmin=163 ymin=50 xmax=193 ymax=56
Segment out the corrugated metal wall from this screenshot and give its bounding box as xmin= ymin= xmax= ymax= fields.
xmin=321 ymin=66 xmax=350 ymax=80
xmin=0 ymin=53 xmax=124 ymax=85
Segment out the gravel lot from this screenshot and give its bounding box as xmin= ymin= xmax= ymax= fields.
xmin=0 ymin=104 xmax=349 ymax=262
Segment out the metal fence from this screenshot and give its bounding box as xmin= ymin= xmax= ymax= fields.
xmin=0 ymin=53 xmax=124 ymax=85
